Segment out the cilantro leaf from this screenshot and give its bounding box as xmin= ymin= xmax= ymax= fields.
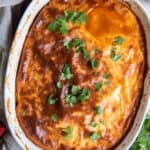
xmin=90 ymin=132 xmax=100 ymax=141
xmin=64 ymin=11 xmax=88 ymax=24
xmin=100 ymin=119 xmax=105 ymax=125
xmin=95 ymin=106 xmax=102 ymax=115
xmin=62 ymin=127 xmax=73 ymax=140
xmin=82 ymin=48 xmax=90 ymax=60
xmin=57 ymin=81 xmax=62 ymax=89
xmin=94 ymin=83 xmax=103 ymax=92
xmin=51 ymin=114 xmax=59 ymax=122
xmin=71 ymin=85 xmax=79 ymax=95
xmin=48 ymin=16 xmax=67 ymax=34
xmin=79 ymin=88 xmax=91 ymax=103
xmin=61 ymin=64 xmax=73 ymax=80
xmin=103 ymin=73 xmax=110 ymax=79
xmin=48 ymin=95 xmax=57 ymax=104
xmin=89 ymin=122 xmax=97 ymax=127
xmin=63 ymin=38 xmax=85 ymax=51
xmin=63 ymin=39 xmax=70 ymax=50
xmin=91 ymin=58 xmax=99 ymax=69
xmin=111 ymin=50 xmax=121 ymax=61
xmin=112 ymin=36 xmax=124 ymax=45
xmin=65 ymin=94 xmax=78 ymax=107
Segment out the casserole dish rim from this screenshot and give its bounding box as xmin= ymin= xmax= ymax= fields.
xmin=4 ymin=0 xmax=150 ymax=149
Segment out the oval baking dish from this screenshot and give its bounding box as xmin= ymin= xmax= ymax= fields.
xmin=4 ymin=0 xmax=150 ymax=150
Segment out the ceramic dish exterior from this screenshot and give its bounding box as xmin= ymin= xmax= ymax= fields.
xmin=4 ymin=0 xmax=150 ymax=150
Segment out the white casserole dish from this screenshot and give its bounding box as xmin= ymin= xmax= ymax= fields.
xmin=4 ymin=0 xmax=150 ymax=149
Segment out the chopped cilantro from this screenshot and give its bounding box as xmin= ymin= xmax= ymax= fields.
xmin=71 ymin=38 xmax=85 ymax=50
xmin=61 ymin=64 xmax=73 ymax=80
xmin=48 ymin=95 xmax=57 ymax=104
xmin=71 ymin=85 xmax=79 ymax=95
xmin=112 ymin=36 xmax=124 ymax=45
xmin=62 ymin=127 xmax=72 ymax=140
xmin=100 ymin=120 xmax=105 ymax=125
xmin=51 ymin=114 xmax=59 ymax=122
xmin=48 ymin=10 xmax=88 ymax=34
xmin=90 ymin=132 xmax=100 ymax=141
xmin=78 ymin=88 xmax=91 ymax=103
xmin=63 ymin=38 xmax=90 ymax=60
xmin=95 ymin=106 xmax=102 ymax=115
xmin=94 ymin=83 xmax=103 ymax=92
xmin=48 ymin=16 xmax=67 ymax=34
xmin=91 ymin=58 xmax=99 ymax=69
xmin=89 ymin=122 xmax=97 ymax=127
xmin=57 ymin=81 xmax=62 ymax=88
xmin=111 ymin=50 xmax=122 ymax=61
xmin=64 ymin=11 xmax=88 ymax=24
xmin=65 ymin=94 xmax=78 ymax=107
xmin=82 ymin=48 xmax=90 ymax=60
xmin=63 ymin=39 xmax=70 ymax=50
xmin=63 ymin=38 xmax=85 ymax=51
xmin=103 ymin=73 xmax=110 ymax=79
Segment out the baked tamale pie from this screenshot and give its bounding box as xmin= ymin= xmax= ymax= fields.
xmin=16 ymin=0 xmax=145 ymax=149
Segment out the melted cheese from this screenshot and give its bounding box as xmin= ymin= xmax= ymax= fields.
xmin=16 ymin=0 xmax=145 ymax=150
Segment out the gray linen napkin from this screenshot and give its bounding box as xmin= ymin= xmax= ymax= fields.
xmin=0 ymin=1 xmax=24 ymax=150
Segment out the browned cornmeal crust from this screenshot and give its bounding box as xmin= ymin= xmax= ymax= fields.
xmin=16 ymin=0 xmax=145 ymax=150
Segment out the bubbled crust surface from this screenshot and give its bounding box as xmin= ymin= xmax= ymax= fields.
xmin=16 ymin=0 xmax=145 ymax=150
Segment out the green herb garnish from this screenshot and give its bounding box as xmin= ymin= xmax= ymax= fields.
xmin=48 ymin=95 xmax=57 ymax=104
xmin=65 ymin=94 xmax=78 ymax=107
xmin=82 ymin=48 xmax=90 ymax=60
xmin=90 ymin=132 xmax=100 ymax=141
xmin=61 ymin=64 xmax=73 ymax=80
xmin=94 ymin=83 xmax=103 ymax=92
xmin=64 ymin=11 xmax=88 ymax=24
xmin=89 ymin=122 xmax=97 ymax=127
xmin=91 ymin=58 xmax=99 ymax=69
xmin=63 ymin=38 xmax=90 ymax=60
xmin=103 ymin=73 xmax=110 ymax=79
xmin=71 ymin=38 xmax=85 ymax=52
xmin=71 ymin=85 xmax=79 ymax=95
xmin=63 ymin=39 xmax=70 ymax=50
xmin=48 ymin=10 xmax=88 ymax=34
xmin=62 ymin=127 xmax=73 ymax=140
xmin=63 ymin=38 xmax=85 ymax=51
xmin=130 ymin=114 xmax=150 ymax=150
xmin=95 ymin=106 xmax=102 ymax=115
xmin=100 ymin=120 xmax=105 ymax=125
xmin=48 ymin=16 xmax=67 ymax=34
xmin=112 ymin=36 xmax=124 ymax=45
xmin=57 ymin=81 xmax=62 ymax=88
xmin=51 ymin=114 xmax=59 ymax=122
xmin=111 ymin=50 xmax=122 ymax=61
xmin=78 ymin=88 xmax=91 ymax=103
